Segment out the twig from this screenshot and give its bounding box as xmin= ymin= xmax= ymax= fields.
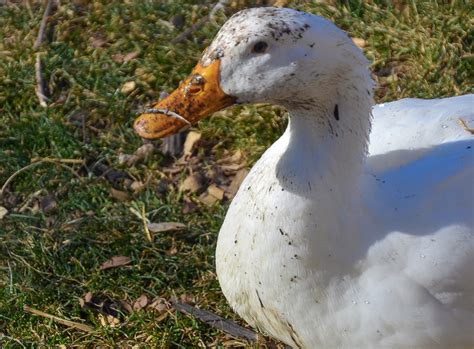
xmin=1 ymin=162 xmax=43 ymax=197
xmin=35 ymin=53 xmax=48 ymax=107
xmin=141 ymin=204 xmax=152 ymax=242
xmin=31 ymin=157 xmax=85 ymax=164
xmin=23 ymin=305 xmax=94 ymax=333
xmin=172 ymin=301 xmax=258 ymax=343
xmin=34 ymin=0 xmax=55 ymax=49
xmin=0 ymin=334 xmax=26 ymax=349
xmin=171 ymin=0 xmax=228 ymax=44
xmin=34 ymin=0 xmax=57 ymax=107
xmin=0 ymin=158 xmax=83 ymax=197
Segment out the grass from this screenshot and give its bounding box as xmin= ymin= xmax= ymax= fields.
xmin=0 ymin=0 xmax=472 ymax=347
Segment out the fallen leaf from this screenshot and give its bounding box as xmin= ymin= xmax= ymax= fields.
xmin=207 ymin=184 xmax=225 ymax=200
xmin=0 ymin=206 xmax=8 ymax=220
xmin=147 ymin=222 xmax=186 ymax=233
xmin=120 ymin=81 xmax=136 ymax=94
xmin=130 ymin=180 xmax=145 ymax=192
xmin=199 ymin=192 xmax=219 ymax=205
xmin=109 ymin=188 xmax=130 ymax=202
xmin=179 ymin=293 xmax=194 ymax=304
xmin=226 ymin=169 xmax=249 ymax=199
xmin=217 ymin=149 xmax=242 ymax=164
xmin=112 ymin=51 xmax=140 ymax=63
xmin=90 ymin=35 xmax=107 ymax=48
xmin=99 ymin=256 xmax=131 ymax=270
xmin=222 ymin=339 xmax=248 ymax=347
xmin=98 ymin=313 xmax=120 ymax=327
xmin=84 ymin=291 xmax=93 ymax=303
xmin=148 ymin=298 xmax=169 ymax=314
xmin=220 ymin=163 xmax=245 ymax=175
xmin=133 ymin=294 xmax=149 ymax=311
xmin=179 ymin=173 xmax=205 ymax=193
xmin=183 ymin=131 xmax=201 ymax=156
xmin=352 ymin=37 xmax=367 ymax=48
xmin=273 ymin=0 xmax=288 ymax=6
xmin=166 ymin=245 xmax=178 ymax=255
xmin=119 ymin=300 xmax=133 ymax=314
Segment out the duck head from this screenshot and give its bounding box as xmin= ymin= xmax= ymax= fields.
xmin=134 ymin=7 xmax=370 ymax=139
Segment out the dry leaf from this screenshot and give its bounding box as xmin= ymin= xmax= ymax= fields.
xmin=179 ymin=173 xmax=205 ymax=193
xmin=120 ymin=81 xmax=136 ymax=94
xmin=166 ymin=246 xmax=178 ymax=255
xmin=148 ymin=298 xmax=169 ymax=314
xmin=217 ymin=149 xmax=242 ymax=164
xmin=109 ymin=188 xmax=130 ymax=201
xmin=199 ymin=193 xmax=219 ymax=205
xmin=90 ymin=35 xmax=107 ymax=48
xmin=147 ymin=222 xmax=186 ymax=233
xmin=112 ymin=51 xmax=140 ymax=63
xmin=133 ymin=294 xmax=149 ymax=311
xmin=98 ymin=313 xmax=120 ymax=327
xmin=179 ymin=293 xmax=194 ymax=304
xmin=130 ymin=180 xmax=145 ymax=192
xmin=352 ymin=37 xmax=367 ymax=48
xmin=273 ymin=0 xmax=288 ymax=6
xmin=0 ymin=206 xmax=8 ymax=220
xmin=199 ymin=184 xmax=225 ymax=205
xmin=183 ymin=131 xmax=201 ymax=156
xmin=84 ymin=291 xmax=93 ymax=303
xmin=222 ymin=339 xmax=247 ymax=347
xmin=220 ymin=163 xmax=245 ymax=175
xmin=207 ymin=184 xmax=225 ymax=200
xmin=148 ymin=298 xmax=172 ymax=322
xmin=226 ymin=169 xmax=249 ymax=199
xmin=119 ymin=300 xmax=133 ymax=314
xmin=99 ymin=256 xmax=131 ymax=270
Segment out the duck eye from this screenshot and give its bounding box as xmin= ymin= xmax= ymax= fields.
xmin=252 ymin=41 xmax=268 ymax=54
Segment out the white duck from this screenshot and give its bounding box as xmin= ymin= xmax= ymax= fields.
xmin=134 ymin=7 xmax=474 ymax=348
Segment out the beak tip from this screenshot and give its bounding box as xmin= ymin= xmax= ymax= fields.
xmin=133 ymin=114 xmax=158 ymax=139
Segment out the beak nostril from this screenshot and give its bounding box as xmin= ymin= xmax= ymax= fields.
xmin=188 ymin=86 xmax=203 ymax=95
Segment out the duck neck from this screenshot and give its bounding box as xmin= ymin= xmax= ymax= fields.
xmin=279 ymin=83 xmax=372 ymax=201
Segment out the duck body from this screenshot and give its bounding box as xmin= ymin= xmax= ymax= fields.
xmin=134 ymin=6 xmax=474 ymax=348
xmin=216 ymin=94 xmax=474 ymax=348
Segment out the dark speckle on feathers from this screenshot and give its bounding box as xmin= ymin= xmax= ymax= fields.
xmin=256 ymin=290 xmax=265 ymax=308
xmin=334 ymin=104 xmax=340 ymax=121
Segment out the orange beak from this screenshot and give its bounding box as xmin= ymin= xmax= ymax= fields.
xmin=134 ymin=59 xmax=235 ymax=139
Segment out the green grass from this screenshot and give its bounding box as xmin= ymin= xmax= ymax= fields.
xmin=0 ymin=0 xmax=472 ymax=347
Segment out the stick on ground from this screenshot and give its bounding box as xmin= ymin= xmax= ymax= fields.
xmin=23 ymin=305 xmax=94 ymax=333
xmin=172 ymin=301 xmax=258 ymax=343
xmin=34 ymin=0 xmax=56 ymax=49
xmin=34 ymin=53 xmax=48 ymax=107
